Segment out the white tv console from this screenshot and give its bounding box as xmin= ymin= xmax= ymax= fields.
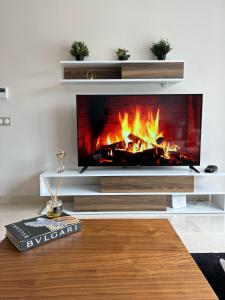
xmin=40 ymin=167 xmax=225 ymax=214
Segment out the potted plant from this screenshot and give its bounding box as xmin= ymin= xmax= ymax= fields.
xmin=116 ymin=48 xmax=130 ymax=60
xmin=70 ymin=41 xmax=89 ymax=61
xmin=150 ymin=39 xmax=173 ymax=60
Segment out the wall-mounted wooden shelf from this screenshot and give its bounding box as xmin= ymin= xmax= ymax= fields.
xmin=60 ymin=60 xmax=184 ymax=85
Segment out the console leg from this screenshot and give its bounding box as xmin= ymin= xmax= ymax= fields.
xmin=189 ymin=165 xmax=200 ymax=173
xmin=80 ymin=166 xmax=88 ymax=174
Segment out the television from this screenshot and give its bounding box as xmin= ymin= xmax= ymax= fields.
xmin=77 ymin=94 xmax=202 ymax=168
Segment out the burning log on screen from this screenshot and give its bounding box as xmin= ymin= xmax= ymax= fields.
xmin=156 ymin=136 xmax=165 ymax=145
xmin=128 ymin=133 xmax=145 ymax=144
xmin=108 ymin=140 xmax=126 ymax=150
xmin=92 ymin=146 xmax=112 ymax=162
xmin=92 ymin=140 xmax=194 ymax=165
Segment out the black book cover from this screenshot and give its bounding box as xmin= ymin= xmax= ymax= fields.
xmin=5 ymin=213 xmax=81 ymax=251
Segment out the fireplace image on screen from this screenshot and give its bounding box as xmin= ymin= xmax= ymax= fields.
xmin=77 ymin=94 xmax=202 ymax=167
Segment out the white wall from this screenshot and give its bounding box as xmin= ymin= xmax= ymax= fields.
xmin=0 ymin=0 xmax=225 ymax=196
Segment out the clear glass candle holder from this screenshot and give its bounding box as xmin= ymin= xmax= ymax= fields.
xmin=46 ymin=198 xmax=63 ymax=219
xmin=56 ymin=150 xmax=66 ymax=173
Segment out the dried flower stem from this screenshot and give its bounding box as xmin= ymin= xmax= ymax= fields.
xmin=44 ymin=178 xmax=63 ymax=202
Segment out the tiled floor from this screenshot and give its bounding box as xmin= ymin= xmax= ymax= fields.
xmin=1 ymin=199 xmax=225 ymax=253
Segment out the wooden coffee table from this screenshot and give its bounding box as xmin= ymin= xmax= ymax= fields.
xmin=0 ymin=219 xmax=217 ymax=299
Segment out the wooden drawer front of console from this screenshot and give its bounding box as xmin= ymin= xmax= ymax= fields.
xmin=100 ymin=176 xmax=194 ymax=193
xmin=74 ymin=195 xmax=167 ymax=211
xmin=64 ymin=67 xmax=121 ymax=79
xmin=121 ymin=62 xmax=184 ymax=79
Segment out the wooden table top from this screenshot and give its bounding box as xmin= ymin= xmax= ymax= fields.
xmin=0 ymin=219 xmax=217 ymax=300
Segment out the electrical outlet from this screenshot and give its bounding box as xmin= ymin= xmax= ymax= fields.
xmin=0 ymin=87 xmax=9 ymax=99
xmin=0 ymin=117 xmax=11 ymax=126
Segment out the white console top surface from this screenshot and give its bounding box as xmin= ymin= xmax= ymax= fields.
xmin=40 ymin=167 xmax=225 ymax=177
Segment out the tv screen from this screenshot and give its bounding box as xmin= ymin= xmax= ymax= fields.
xmin=77 ymin=94 xmax=202 ymax=167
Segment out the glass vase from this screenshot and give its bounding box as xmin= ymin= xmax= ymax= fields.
xmin=46 ymin=198 xmax=63 ymax=219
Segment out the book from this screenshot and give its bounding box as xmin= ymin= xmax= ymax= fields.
xmin=5 ymin=213 xmax=81 ymax=252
